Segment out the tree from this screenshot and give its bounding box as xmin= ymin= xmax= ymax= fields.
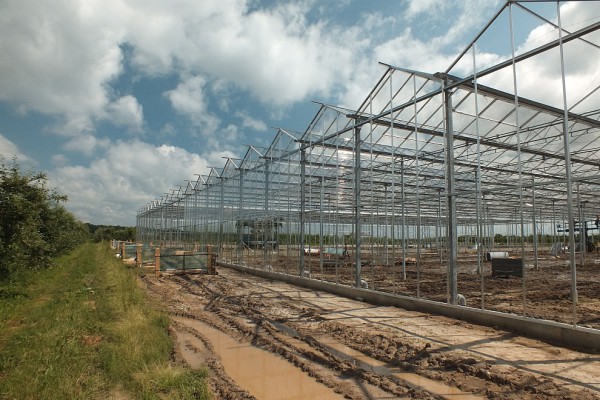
xmin=0 ymin=159 xmax=88 ymax=278
xmin=88 ymin=225 xmax=135 ymax=242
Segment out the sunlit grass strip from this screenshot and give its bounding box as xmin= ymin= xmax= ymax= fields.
xmin=0 ymin=242 xmax=209 ymax=399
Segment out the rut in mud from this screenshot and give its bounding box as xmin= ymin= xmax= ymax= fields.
xmin=141 ymin=267 xmax=600 ymax=400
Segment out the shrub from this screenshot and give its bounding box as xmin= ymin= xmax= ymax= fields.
xmin=0 ymin=159 xmax=88 ymax=278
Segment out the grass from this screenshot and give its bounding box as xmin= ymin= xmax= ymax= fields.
xmin=0 ymin=242 xmax=210 ymax=400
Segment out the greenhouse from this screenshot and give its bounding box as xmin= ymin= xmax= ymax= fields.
xmin=136 ymin=1 xmax=600 ymax=329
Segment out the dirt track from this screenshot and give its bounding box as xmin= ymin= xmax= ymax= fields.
xmin=141 ymin=267 xmax=600 ymax=399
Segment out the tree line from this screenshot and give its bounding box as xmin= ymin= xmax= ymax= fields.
xmin=88 ymin=224 xmax=136 ymax=243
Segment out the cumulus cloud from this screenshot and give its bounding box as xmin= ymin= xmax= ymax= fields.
xmin=235 ymin=111 xmax=268 ymax=132
xmin=51 ymin=154 xmax=69 ymax=167
xmin=1 ymin=0 xmax=477 ymax=142
xmin=405 ymin=0 xmax=449 ymax=19
xmin=127 ymin=0 xmax=364 ymax=105
xmin=0 ymin=0 xmax=128 ymax=132
xmin=63 ymin=134 xmax=111 ymax=156
xmin=470 ymin=2 xmax=600 ymax=112
xmin=0 ymin=133 xmax=30 ymax=162
xmin=164 ymin=75 xmax=220 ymax=134
xmin=50 ymin=140 xmax=214 ymax=224
xmin=105 ymin=95 xmax=144 ymax=131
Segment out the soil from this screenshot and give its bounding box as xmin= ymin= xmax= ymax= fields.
xmin=224 ymin=246 xmax=600 ymax=330
xmin=141 ymin=262 xmax=600 ymax=400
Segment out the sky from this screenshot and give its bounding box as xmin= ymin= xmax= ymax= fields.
xmin=0 ymin=0 xmax=597 ymax=226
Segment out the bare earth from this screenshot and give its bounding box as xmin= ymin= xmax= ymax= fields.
xmin=141 ymin=266 xmax=600 ymax=399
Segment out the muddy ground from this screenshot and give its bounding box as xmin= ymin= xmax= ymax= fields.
xmin=224 ymin=246 xmax=600 ymax=330
xmin=141 ymin=263 xmax=600 ymax=400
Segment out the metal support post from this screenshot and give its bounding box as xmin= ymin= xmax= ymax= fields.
xmin=300 ymin=149 xmax=306 ymax=276
xmin=354 ymin=124 xmax=362 ymax=288
xmin=444 ymin=81 xmax=459 ymax=305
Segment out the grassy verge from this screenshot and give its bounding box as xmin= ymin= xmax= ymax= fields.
xmin=0 ymin=242 xmax=209 ymax=400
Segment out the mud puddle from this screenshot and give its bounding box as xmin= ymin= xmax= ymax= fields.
xmin=319 ymin=336 xmax=483 ymax=399
xmin=270 ymin=321 xmax=482 ymax=399
xmin=174 ymin=316 xmax=344 ymax=400
xmin=174 ymin=329 xmax=207 ymax=369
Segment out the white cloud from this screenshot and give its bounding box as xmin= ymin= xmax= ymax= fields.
xmin=63 ymin=134 xmax=111 ymax=156
xmin=51 ymin=154 xmax=69 ymax=167
xmin=105 ymin=95 xmax=144 ymax=131
xmin=235 ymin=111 xmax=268 ymax=132
xmin=127 ymin=0 xmax=365 ymax=105
xmin=405 ymin=0 xmax=448 ymax=19
xmin=50 ymin=140 xmax=212 ymax=224
xmin=473 ymin=2 xmax=600 ymax=113
xmin=0 ymin=0 xmax=430 ymax=141
xmin=374 ymin=29 xmax=454 ymax=75
xmin=0 ymin=133 xmax=30 ymax=162
xmin=220 ymin=124 xmax=242 ymax=144
xmin=164 ymin=75 xmax=220 ymax=134
xmin=0 ymin=0 xmax=128 ymax=132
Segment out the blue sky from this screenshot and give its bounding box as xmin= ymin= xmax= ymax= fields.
xmin=0 ymin=0 xmax=594 ymax=225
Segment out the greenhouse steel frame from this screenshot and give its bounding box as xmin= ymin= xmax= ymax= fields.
xmin=136 ymin=1 xmax=600 ymax=328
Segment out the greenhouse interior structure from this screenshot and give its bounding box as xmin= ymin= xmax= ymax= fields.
xmin=136 ymin=1 xmax=600 ymax=330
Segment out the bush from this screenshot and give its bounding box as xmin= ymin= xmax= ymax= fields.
xmin=0 ymin=159 xmax=88 ymax=278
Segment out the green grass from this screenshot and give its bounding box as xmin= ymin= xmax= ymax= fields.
xmin=0 ymin=242 xmax=210 ymax=400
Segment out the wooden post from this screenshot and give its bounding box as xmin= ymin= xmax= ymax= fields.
xmin=136 ymin=244 xmax=142 ymax=267
xmin=155 ymin=247 xmax=161 ymax=278
xmin=207 ymin=244 xmax=214 ymax=274
xmin=121 ymin=242 xmax=126 ymax=259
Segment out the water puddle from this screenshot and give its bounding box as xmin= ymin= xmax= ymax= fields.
xmin=174 ymin=317 xmax=344 ymax=400
xmin=317 ymin=336 xmax=483 ymax=399
xmin=271 ymin=321 xmax=482 ymax=399
xmin=175 ymin=329 xmax=206 ymax=369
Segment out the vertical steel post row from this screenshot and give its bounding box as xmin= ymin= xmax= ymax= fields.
xmin=438 ymin=190 xmax=442 ymax=263
xmin=480 ymin=193 xmax=486 ymax=310
xmin=136 ymin=213 xmax=140 ymax=243
xmin=490 ymin=206 xmax=495 ymax=251
xmin=264 ymin=162 xmax=270 ymax=262
xmin=389 ymin=69 xmax=397 ymax=289
xmin=175 ymin=192 xmax=180 ymax=245
xmin=552 ymin=200 xmax=556 ymax=247
xmin=476 ymin=169 xmax=482 ymax=275
xmin=174 ymin=190 xmax=183 ymax=247
xmin=165 ymin=195 xmax=170 ymax=246
xmin=413 ymin=75 xmax=422 ymax=299
xmin=238 ymin=171 xmax=244 ymax=262
xmin=319 ymin=176 xmax=324 ymax=279
xmin=192 ymin=176 xmax=200 ymax=249
xmin=557 ymin=3 xmax=578 ymax=320
xmin=509 ymin=3 xmax=527 ymax=316
xmin=581 ymin=201 xmax=586 ymax=267
xmin=285 ymin=156 xmax=290 ymax=263
xmin=204 ymin=183 xmax=209 ymax=249
xmin=354 ymin=124 xmax=362 ymax=288
xmin=401 ymin=159 xmax=406 ymax=280
xmin=444 ymin=79 xmax=458 ymax=305
xmin=369 ymin=96 xmax=375 ymax=287
xmin=184 ymin=184 xmax=190 ymax=248
xmin=334 ymin=129 xmax=341 ymax=284
xmin=472 ymin=43 xmax=484 ymax=290
xmin=532 ymin=181 xmax=539 ymax=270
xmin=577 ymin=183 xmax=584 ymax=267
xmin=384 ymin=184 xmax=389 ymax=266
xmin=299 ymin=149 xmax=306 ymax=276
xmin=161 ymin=200 xmax=165 ymax=246
xmin=219 ymin=178 xmax=224 ymax=253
